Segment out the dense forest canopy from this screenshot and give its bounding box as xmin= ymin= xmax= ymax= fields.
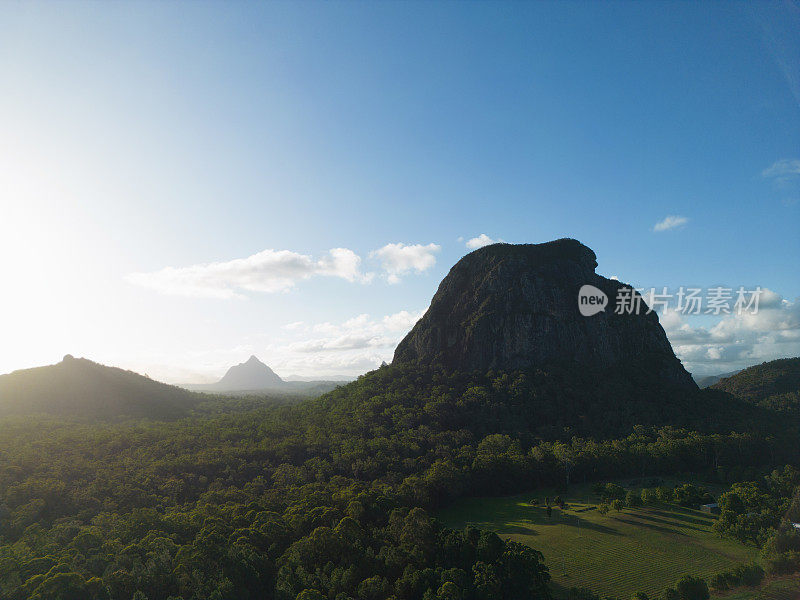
xmin=712 ymin=358 xmax=800 ymax=415
xmin=0 ymin=358 xmax=798 ymax=599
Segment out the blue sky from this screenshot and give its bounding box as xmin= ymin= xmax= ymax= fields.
xmin=0 ymin=1 xmax=798 ymax=381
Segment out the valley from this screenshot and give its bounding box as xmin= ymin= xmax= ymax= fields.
xmin=0 ymin=242 xmax=798 ymax=600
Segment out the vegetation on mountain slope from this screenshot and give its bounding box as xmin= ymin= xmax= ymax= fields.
xmin=0 ymin=361 xmax=798 ymax=599
xmin=711 ymin=358 xmax=800 ymax=414
xmin=0 ymin=356 xmax=199 ymax=420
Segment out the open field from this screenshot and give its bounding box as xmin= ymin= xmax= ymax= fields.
xmin=438 ymin=485 xmax=761 ymax=599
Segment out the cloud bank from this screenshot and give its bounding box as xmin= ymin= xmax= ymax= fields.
xmin=127 ymin=248 xmax=372 ymax=298
xmin=660 ymin=289 xmax=800 ymax=375
xmin=128 ymin=241 xmax=443 ymax=297
xmin=265 ymin=309 xmax=424 ymax=377
xmin=287 ymin=310 xmax=423 ymax=353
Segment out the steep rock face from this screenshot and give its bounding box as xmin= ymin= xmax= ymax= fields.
xmin=393 ymin=239 xmax=696 ymax=388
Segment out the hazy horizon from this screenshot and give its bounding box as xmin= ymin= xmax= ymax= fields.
xmin=1 ymin=2 xmax=798 ymax=383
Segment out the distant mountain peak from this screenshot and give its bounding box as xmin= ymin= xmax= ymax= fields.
xmin=0 ymin=356 xmax=196 ymax=419
xmin=216 ymin=356 xmax=283 ymax=390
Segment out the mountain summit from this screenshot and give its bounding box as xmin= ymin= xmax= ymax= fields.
xmin=216 ymin=355 xmax=283 ymax=390
xmin=180 ymin=357 xmax=344 ymax=396
xmin=0 ymin=355 xmax=197 ymax=419
xmin=394 ymin=239 xmax=695 ymax=388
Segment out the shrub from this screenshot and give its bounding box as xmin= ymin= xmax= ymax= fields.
xmin=673 ymin=484 xmax=707 ymax=508
xmin=567 ymin=588 xmax=600 ymax=600
xmin=626 ymin=490 xmax=643 ymax=508
xmin=640 ymin=488 xmax=657 ymax=505
xmin=674 ymin=574 xmax=709 ymax=600
xmin=709 ymin=563 xmax=763 ymax=590
xmin=709 ymin=573 xmax=731 ymax=591
xmin=603 ymin=483 xmax=626 ymax=501
xmin=733 ymin=564 xmax=764 ymax=587
xmin=656 ymin=486 xmax=674 ymax=503
xmin=763 ymin=550 xmax=800 ymax=575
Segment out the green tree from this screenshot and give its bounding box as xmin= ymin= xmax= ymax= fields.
xmin=626 ymin=490 xmax=643 ymax=508
xmin=675 ymin=574 xmax=709 ymax=600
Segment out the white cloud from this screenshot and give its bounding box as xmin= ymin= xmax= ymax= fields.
xmin=465 ymin=234 xmax=497 ymax=249
xmin=152 ymin=308 xmax=425 ymax=382
xmin=653 ymin=215 xmax=689 ymax=232
xmin=269 ymin=309 xmax=424 ymax=376
xmin=660 ymin=290 xmax=800 ymax=375
xmin=381 ymin=310 xmax=422 ymax=331
xmin=762 ymin=159 xmax=800 ymax=198
xmin=272 ymin=351 xmax=388 ymax=378
xmin=127 ymin=248 xmax=373 ymax=298
xmin=289 ymin=310 xmax=424 ymax=353
xmin=762 ymin=158 xmax=800 ymax=179
xmin=370 ymin=243 xmax=440 ymax=284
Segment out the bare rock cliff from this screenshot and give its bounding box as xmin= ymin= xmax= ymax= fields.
xmin=393 ymin=239 xmax=696 ymax=389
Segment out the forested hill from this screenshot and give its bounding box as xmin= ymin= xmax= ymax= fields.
xmin=0 ymin=355 xmax=199 ymax=419
xmin=0 ymin=360 xmax=797 ymax=600
xmin=0 ymin=238 xmax=797 ymax=599
xmin=711 ymin=357 xmax=800 ymax=413
xmin=310 ymin=362 xmax=787 ymax=443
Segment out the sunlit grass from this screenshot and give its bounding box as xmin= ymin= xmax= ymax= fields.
xmin=438 ymin=483 xmax=760 ymax=599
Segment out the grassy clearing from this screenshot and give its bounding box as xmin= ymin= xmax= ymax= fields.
xmin=438 ymin=484 xmax=760 ymax=599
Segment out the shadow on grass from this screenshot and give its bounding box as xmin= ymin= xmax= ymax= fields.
xmin=614 ymin=515 xmax=687 ymax=537
xmin=648 ymin=506 xmax=714 ymax=527
xmin=482 ymin=505 xmax=623 ymax=537
xmin=497 ymin=524 xmax=539 ymax=535
xmin=527 ymin=507 xmax=621 ymax=535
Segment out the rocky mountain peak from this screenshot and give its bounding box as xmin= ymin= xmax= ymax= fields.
xmin=393 ymin=238 xmax=695 ymax=388
xmin=216 ymin=355 xmax=283 ymax=390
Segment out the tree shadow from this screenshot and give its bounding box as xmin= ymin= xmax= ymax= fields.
xmin=632 ymin=512 xmax=707 ymax=533
xmin=647 ymin=507 xmax=713 ymax=527
xmin=497 ymin=524 xmax=539 ymax=535
xmin=458 ymin=504 xmax=622 ymax=537
xmin=614 ymin=515 xmax=686 ymax=537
